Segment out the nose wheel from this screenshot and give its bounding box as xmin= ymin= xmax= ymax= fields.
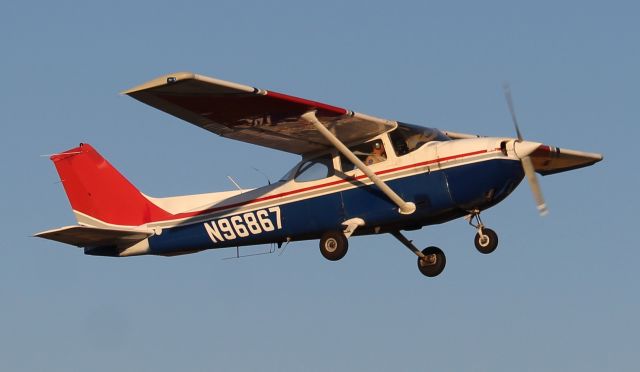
xmin=474 ymin=228 xmax=498 ymax=254
xmin=467 ymin=210 xmax=499 ymax=254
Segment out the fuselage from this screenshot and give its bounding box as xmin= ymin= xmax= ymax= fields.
xmin=95 ymin=136 xmax=525 ymax=257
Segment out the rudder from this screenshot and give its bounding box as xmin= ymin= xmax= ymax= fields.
xmin=51 ymin=144 xmax=171 ymax=227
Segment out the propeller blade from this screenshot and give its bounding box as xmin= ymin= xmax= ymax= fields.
xmin=503 ymin=84 xmax=547 ymax=216
xmin=502 ymin=82 xmax=523 ymax=141
xmin=521 ymin=155 xmax=548 ymax=216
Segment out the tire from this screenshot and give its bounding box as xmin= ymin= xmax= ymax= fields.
xmin=319 ymin=231 xmax=348 ymax=261
xmin=474 ymin=228 xmax=498 ymax=254
xmin=417 ymin=246 xmax=446 ymax=277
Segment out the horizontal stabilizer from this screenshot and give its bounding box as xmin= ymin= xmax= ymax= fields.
xmin=35 ymin=225 xmax=152 ymax=248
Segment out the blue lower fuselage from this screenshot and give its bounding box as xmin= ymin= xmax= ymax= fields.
xmin=141 ymin=158 xmax=524 ymax=256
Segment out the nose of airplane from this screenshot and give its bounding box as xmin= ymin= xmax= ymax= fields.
xmin=510 ymin=140 xmax=548 ymax=216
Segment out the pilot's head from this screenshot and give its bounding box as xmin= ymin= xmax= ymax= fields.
xmin=372 ymin=141 xmax=384 ymax=154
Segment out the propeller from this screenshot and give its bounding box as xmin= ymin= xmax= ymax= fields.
xmin=502 ymin=83 xmax=548 ymax=216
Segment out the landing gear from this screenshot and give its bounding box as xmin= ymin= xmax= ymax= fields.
xmin=391 ymin=231 xmax=446 ymax=277
xmin=417 ymin=246 xmax=446 ymax=277
xmin=474 ymin=228 xmax=498 ymax=254
xmin=467 ymin=210 xmax=499 ymax=254
xmin=319 ymin=231 xmax=348 ymax=261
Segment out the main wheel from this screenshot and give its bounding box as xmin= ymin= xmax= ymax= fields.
xmin=319 ymin=231 xmax=348 ymax=261
xmin=474 ymin=228 xmax=498 ymax=254
xmin=417 ymin=246 xmax=446 ymax=277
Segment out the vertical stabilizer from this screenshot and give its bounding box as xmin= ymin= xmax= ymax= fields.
xmin=51 ymin=144 xmax=171 ymax=227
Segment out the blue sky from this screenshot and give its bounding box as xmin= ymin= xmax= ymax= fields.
xmin=1 ymin=1 xmax=638 ymax=371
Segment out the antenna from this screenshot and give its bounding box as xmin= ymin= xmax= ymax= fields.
xmin=251 ymin=167 xmax=272 ymax=185
xmin=40 ymin=151 xmax=81 ymax=157
xmin=222 ymin=243 xmax=280 ymax=260
xmin=226 ymin=175 xmax=243 ymax=191
xmin=277 ymin=237 xmax=292 ymax=256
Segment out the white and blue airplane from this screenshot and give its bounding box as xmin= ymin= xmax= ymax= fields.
xmin=36 ymin=72 xmax=603 ymax=277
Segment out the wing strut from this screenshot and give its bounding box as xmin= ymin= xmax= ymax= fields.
xmin=301 ymin=111 xmax=416 ymax=215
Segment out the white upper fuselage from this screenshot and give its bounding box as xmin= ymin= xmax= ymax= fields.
xmin=110 ymin=135 xmax=522 ymax=231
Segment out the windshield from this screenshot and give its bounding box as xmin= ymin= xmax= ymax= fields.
xmin=389 ymin=122 xmax=450 ymax=156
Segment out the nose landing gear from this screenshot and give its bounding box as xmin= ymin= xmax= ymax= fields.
xmin=466 ymin=210 xmax=499 ymax=254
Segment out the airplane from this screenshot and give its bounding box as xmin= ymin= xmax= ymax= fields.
xmin=35 ymin=72 xmax=603 ymax=277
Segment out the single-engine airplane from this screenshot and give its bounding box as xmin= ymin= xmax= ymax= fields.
xmin=36 ymin=72 xmax=603 ymax=277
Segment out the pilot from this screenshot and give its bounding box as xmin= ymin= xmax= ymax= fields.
xmin=365 ymin=141 xmax=387 ymax=165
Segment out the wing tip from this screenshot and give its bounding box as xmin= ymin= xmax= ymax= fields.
xmin=121 ymin=71 xmax=197 ymax=95
xmin=121 ymin=71 xmax=258 ymax=96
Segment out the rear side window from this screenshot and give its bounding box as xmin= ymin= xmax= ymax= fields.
xmin=294 ymin=154 xmax=334 ymax=182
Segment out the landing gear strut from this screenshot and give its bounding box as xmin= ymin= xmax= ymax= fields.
xmin=466 ymin=210 xmax=499 ymax=254
xmin=391 ymin=231 xmax=446 ymax=277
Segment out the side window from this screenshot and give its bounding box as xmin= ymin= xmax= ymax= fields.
xmin=389 ymin=124 xmax=449 ymax=156
xmin=340 ymin=139 xmax=387 ymax=172
xmin=294 ymin=154 xmax=334 ymax=182
xmin=389 ymin=130 xmax=410 ymax=156
xmin=340 ymin=155 xmax=356 ymax=172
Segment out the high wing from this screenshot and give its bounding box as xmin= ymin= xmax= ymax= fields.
xmin=123 ymin=72 xmax=396 ymax=154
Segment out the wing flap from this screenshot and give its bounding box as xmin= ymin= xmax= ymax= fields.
xmin=531 ymin=145 xmax=603 ymax=176
xmin=35 ymin=225 xmax=152 ymax=247
xmin=124 ymin=72 xmax=396 ymax=154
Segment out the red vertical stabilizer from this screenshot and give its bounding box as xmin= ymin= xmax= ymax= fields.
xmin=51 ymin=144 xmax=171 ymax=226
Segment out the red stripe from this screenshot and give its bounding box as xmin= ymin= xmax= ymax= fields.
xmin=266 ymin=90 xmax=348 ymax=116
xmin=159 ymin=148 xmax=495 ymax=222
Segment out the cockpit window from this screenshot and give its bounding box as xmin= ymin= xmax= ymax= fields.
xmin=340 ymin=139 xmax=387 ymax=172
xmin=389 ymin=122 xmax=450 ymax=156
xmin=294 ymin=154 xmax=334 ymax=182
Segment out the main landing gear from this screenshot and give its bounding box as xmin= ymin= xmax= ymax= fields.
xmin=388 ymin=210 xmax=499 ymax=278
xmin=391 ymin=231 xmax=446 ymax=277
xmin=466 ymin=209 xmax=499 ymax=254
xmin=319 ymin=228 xmax=447 ymax=277
xmin=318 ymin=213 xmax=498 ymax=277
xmin=319 ymin=231 xmax=349 ymax=261
xmin=318 ymin=218 xmax=363 ymax=261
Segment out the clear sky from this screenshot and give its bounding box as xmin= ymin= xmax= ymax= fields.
xmin=1 ymin=1 xmax=638 ymax=371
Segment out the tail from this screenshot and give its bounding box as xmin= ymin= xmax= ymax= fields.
xmin=51 ymin=143 xmax=171 ymax=227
